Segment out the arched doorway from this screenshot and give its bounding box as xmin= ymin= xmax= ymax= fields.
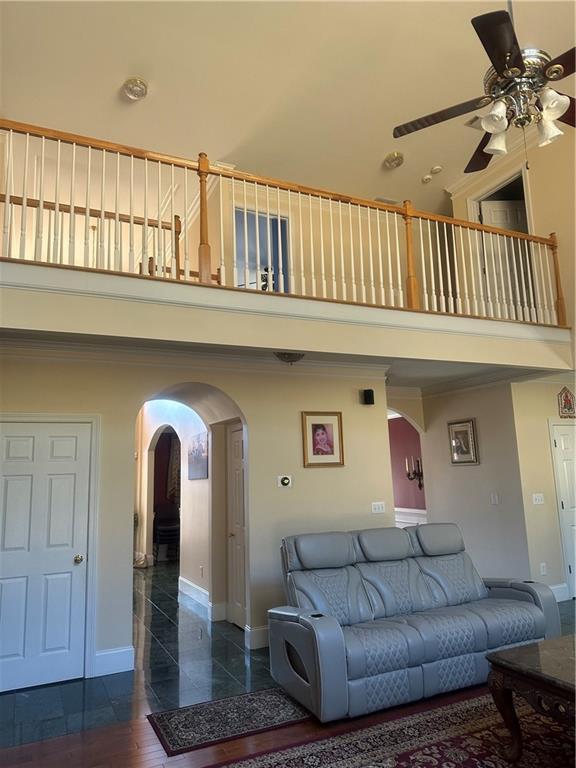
xmin=387 ymin=409 xmax=427 ymax=527
xmin=134 ymin=385 xmax=248 ymax=636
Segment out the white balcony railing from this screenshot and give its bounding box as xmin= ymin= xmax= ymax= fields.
xmin=0 ymin=119 xmax=567 ymax=327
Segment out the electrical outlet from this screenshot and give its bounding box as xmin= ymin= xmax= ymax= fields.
xmin=533 ymin=493 xmax=545 ymax=505
xmin=200 ymin=565 xmax=204 ymax=578
xmin=278 ymin=475 xmax=292 ymax=488
xmin=540 ymin=562 xmax=547 ymax=576
xmin=371 ymin=501 xmax=386 ymax=514
xmin=489 ymin=492 xmax=500 ymax=506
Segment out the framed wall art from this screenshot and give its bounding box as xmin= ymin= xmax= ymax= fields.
xmin=188 ymin=432 xmax=209 ymax=480
xmin=301 ymin=412 xmax=344 ymax=467
xmin=448 ymin=418 xmax=479 ymax=465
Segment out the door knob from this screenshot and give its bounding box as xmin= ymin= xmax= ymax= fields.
xmin=73 ymin=554 xmax=84 ymax=564
xmin=228 ymin=533 xmax=236 ymax=538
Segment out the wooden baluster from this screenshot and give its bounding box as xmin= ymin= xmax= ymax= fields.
xmin=549 ymin=232 xmax=566 ymax=327
xmin=19 ymin=133 xmax=30 ymax=260
xmin=174 ymin=215 xmax=182 ymax=279
xmin=197 ymin=152 xmax=212 ymax=284
xmin=403 ymin=200 xmax=420 ymax=310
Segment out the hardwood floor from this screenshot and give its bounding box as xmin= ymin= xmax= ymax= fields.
xmin=0 ymin=687 xmax=485 ymax=768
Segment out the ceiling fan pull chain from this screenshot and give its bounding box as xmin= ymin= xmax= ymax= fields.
xmin=522 ymin=127 xmax=530 ymax=170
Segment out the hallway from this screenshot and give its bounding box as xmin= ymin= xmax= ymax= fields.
xmin=0 ymin=563 xmax=274 ymax=748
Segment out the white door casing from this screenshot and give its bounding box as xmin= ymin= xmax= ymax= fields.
xmin=551 ymin=422 xmax=575 ymax=598
xmin=226 ymin=424 xmax=246 ymax=629
xmin=0 ymin=422 xmax=91 ymax=691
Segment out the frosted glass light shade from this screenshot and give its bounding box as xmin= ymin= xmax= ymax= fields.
xmin=481 ymin=100 xmax=508 ymax=134
xmin=485 ymin=131 xmax=508 ymax=155
xmin=538 ymin=118 xmax=564 ymax=147
xmin=539 ymin=88 xmax=570 ymax=120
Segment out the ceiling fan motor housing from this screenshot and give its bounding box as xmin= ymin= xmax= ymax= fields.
xmin=483 ymin=48 xmax=552 ymax=127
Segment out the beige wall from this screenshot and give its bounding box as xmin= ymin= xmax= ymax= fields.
xmin=451 ymin=138 xmax=576 ymax=330
xmin=1 ymin=349 xmax=393 ymax=651
xmin=421 ymin=382 xmax=531 ymax=579
xmin=511 ymin=376 xmax=572 ymax=586
xmin=387 ymin=386 xmax=425 ymax=431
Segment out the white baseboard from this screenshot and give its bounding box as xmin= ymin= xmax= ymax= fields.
xmin=211 ymin=602 xmax=227 ymax=621
xmin=244 ymin=624 xmax=269 ymax=649
xmin=87 ymin=646 xmax=135 ymax=678
xmin=550 ymin=582 xmax=571 ymax=602
xmin=179 ymin=577 xmax=226 ymax=621
xmin=395 ymin=508 xmax=427 ymax=527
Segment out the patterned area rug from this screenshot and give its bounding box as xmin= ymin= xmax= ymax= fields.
xmin=147 ymin=688 xmax=310 ymax=756
xmin=224 ymin=694 xmax=573 ymax=768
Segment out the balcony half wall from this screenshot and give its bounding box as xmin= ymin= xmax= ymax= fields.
xmin=0 ymin=260 xmax=571 ymax=373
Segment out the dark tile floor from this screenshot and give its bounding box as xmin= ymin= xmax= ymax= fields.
xmin=0 ymin=562 xmax=573 ymax=750
xmin=0 ymin=561 xmax=275 ymax=749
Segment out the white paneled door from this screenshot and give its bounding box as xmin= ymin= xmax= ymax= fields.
xmin=0 ymin=422 xmax=91 ymax=692
xmin=552 ymin=423 xmax=575 ymax=598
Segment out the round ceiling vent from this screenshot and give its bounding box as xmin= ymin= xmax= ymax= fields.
xmin=383 ymin=151 xmax=404 ymax=170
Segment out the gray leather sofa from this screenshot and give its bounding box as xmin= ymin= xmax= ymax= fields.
xmin=268 ymin=523 xmax=560 ymax=722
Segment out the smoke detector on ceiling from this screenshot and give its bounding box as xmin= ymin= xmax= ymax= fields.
xmin=122 ymin=77 xmax=148 ymax=101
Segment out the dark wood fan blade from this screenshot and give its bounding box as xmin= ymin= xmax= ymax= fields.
xmin=471 ymin=11 xmax=525 ymax=76
xmin=393 ymin=97 xmax=491 ymax=138
xmin=545 ymin=47 xmax=576 ymax=81
xmin=556 ymin=94 xmax=575 ymax=127
xmin=464 ymin=133 xmax=493 ymax=173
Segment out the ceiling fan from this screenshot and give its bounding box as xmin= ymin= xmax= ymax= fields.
xmin=393 ymin=10 xmax=575 ymax=173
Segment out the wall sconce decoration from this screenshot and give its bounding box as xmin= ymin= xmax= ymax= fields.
xmin=405 ymin=456 xmax=424 ymax=490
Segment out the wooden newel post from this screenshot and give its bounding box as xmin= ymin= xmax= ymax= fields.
xmin=197 ymin=152 xmax=212 ymax=284
xmin=549 ymin=232 xmax=567 ymax=327
xmin=403 ymin=200 xmax=421 ymax=310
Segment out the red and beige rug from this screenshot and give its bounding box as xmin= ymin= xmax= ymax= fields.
xmin=223 ymin=693 xmax=573 ymax=768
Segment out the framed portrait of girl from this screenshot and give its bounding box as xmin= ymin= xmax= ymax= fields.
xmin=301 ymin=412 xmax=344 ymax=467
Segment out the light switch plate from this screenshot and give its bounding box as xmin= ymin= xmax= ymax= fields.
xmin=371 ymin=501 xmax=386 ymax=514
xmin=532 ymin=493 xmax=545 ymax=505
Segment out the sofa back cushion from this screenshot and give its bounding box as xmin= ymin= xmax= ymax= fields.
xmin=414 ymin=524 xmax=487 ymax=605
xmin=355 ymin=558 xmax=438 ymax=617
xmin=287 ymin=565 xmax=373 ymax=625
xmin=282 ymin=531 xmax=356 ymax=572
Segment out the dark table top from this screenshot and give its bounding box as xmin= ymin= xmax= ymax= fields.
xmin=487 ymin=635 xmax=575 ymax=694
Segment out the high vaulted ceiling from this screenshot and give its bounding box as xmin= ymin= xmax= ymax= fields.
xmin=1 ymin=1 xmax=574 ymax=213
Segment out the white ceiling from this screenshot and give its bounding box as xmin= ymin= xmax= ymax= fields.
xmin=1 ymin=1 xmax=574 ymax=214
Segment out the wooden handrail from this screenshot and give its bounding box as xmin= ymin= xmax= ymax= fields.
xmin=206 ymin=164 xmax=406 ymax=216
xmin=410 ymin=207 xmax=554 ymax=246
xmin=0 ymin=193 xmax=177 ymax=232
xmin=0 ymin=118 xmax=200 ymax=172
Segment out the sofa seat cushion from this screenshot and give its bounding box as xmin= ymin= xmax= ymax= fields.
xmin=343 ymin=619 xmax=425 ymax=680
xmin=465 ymin=598 xmax=546 ymax=648
xmin=403 ymin=606 xmax=488 ymax=662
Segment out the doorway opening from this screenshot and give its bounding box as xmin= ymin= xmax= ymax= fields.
xmin=133 ymin=386 xmax=249 ymax=649
xmin=387 ymin=409 xmax=427 ymax=527
xmin=152 ymin=427 xmax=181 ymax=565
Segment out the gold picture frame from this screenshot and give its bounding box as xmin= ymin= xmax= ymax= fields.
xmin=301 ymin=412 xmax=344 ymax=467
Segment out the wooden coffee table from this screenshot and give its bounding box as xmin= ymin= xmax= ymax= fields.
xmin=487 ymin=635 xmax=575 ymax=763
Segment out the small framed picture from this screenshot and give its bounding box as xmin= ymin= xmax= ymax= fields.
xmin=301 ymin=412 xmax=344 ymax=468
xmin=188 ymin=432 xmax=209 ymax=480
xmin=448 ymin=419 xmax=479 ymax=465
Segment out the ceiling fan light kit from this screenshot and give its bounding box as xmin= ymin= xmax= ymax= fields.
xmin=392 ymin=10 xmax=575 ymax=173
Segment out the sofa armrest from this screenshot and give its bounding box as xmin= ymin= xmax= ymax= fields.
xmin=483 ymin=579 xmax=561 ymax=638
xmin=268 ymin=606 xmax=348 ymax=722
